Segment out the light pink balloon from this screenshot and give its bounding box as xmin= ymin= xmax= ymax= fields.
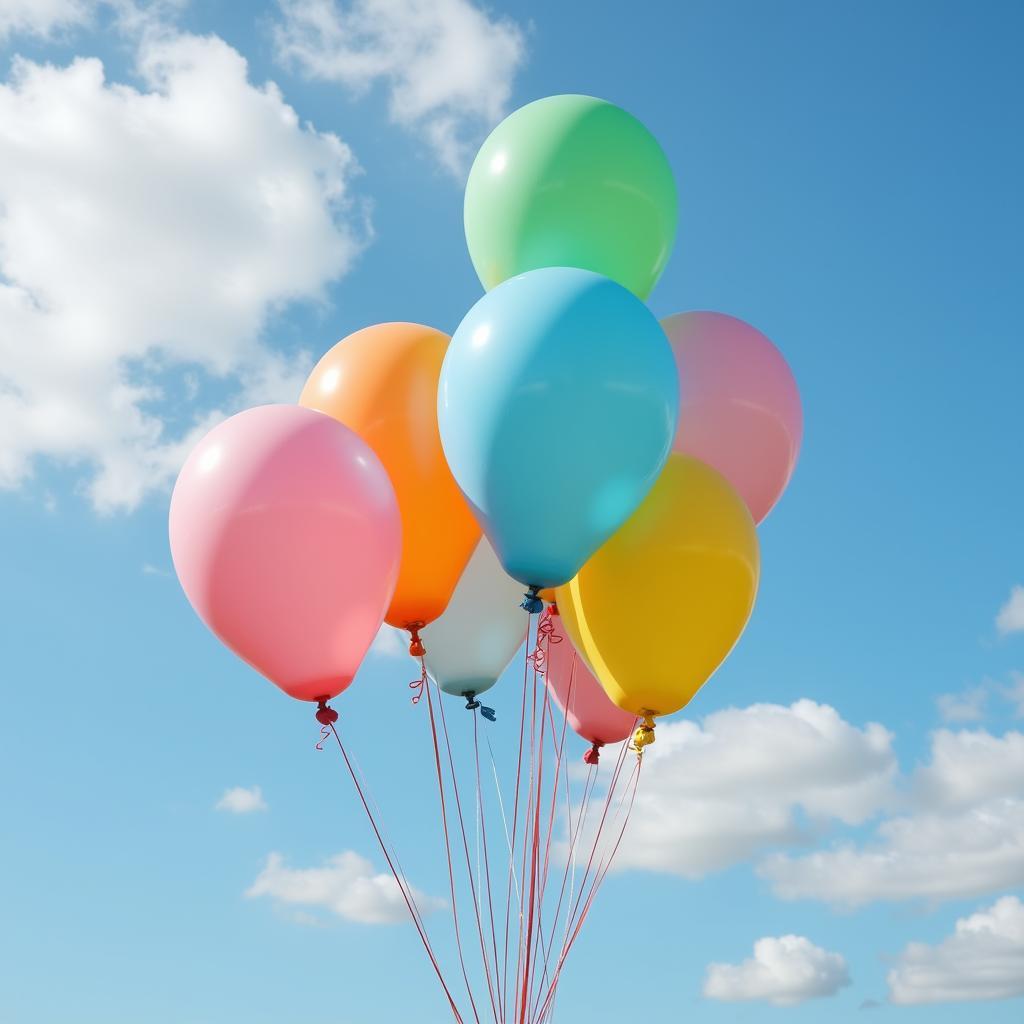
xmin=663 ymin=311 xmax=803 ymax=524
xmin=169 ymin=405 xmax=401 ymax=703
xmin=544 ymin=608 xmax=635 ymax=757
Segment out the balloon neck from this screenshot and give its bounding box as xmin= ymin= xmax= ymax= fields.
xmin=407 ymin=622 xmax=426 ymax=657
xmin=549 ymin=602 xmax=559 ymax=616
xmin=315 ymin=698 xmax=338 ymax=726
xmin=520 ymin=585 xmax=544 ymax=614
xmin=632 ymin=714 xmax=657 ymax=756
xmin=464 ymin=691 xmax=497 ymax=722
xmin=583 ymin=741 xmax=603 ymax=765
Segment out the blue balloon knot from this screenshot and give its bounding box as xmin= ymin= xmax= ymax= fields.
xmin=520 ymin=586 xmax=543 ymax=614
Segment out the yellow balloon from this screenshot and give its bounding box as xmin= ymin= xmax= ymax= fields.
xmin=556 ymin=454 xmax=759 ymax=721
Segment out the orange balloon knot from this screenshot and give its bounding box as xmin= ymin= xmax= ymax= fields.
xmin=520 ymin=585 xmax=544 ymax=614
xmin=632 ymin=714 xmax=656 ymax=755
xmin=407 ymin=622 xmax=427 ymax=657
xmin=314 ymin=698 xmax=338 ymax=751
xmin=464 ymin=691 xmax=497 ymax=722
xmin=409 ymin=658 xmax=428 ymax=705
xmin=527 ymin=605 xmax=563 ymax=675
xmin=583 ymin=741 xmax=604 ymax=766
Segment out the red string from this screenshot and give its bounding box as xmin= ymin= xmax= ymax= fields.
xmin=410 ymin=656 xmax=429 ymax=705
xmin=320 ymin=718 xmax=465 ymax=1023
xmin=526 ymin=607 xmax=562 ymax=676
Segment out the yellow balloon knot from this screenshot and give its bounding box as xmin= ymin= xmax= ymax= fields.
xmin=632 ymin=714 xmax=656 ymax=755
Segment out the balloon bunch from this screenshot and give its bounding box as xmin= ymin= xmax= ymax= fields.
xmin=170 ymin=94 xmax=802 ymax=1022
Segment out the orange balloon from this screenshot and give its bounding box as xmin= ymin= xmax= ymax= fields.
xmin=300 ymin=323 xmax=480 ymax=632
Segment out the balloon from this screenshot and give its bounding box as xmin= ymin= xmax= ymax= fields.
xmin=556 ymin=454 xmax=759 ymax=723
xmin=663 ymin=311 xmax=802 ymax=524
xmin=438 ymin=267 xmax=678 ymax=597
xmin=543 ymin=607 xmax=636 ymax=760
xmin=169 ymin=405 xmax=401 ymax=704
xmin=421 ymin=539 xmax=528 ymax=699
xmin=300 ymin=322 xmax=480 ymax=635
xmin=465 ymin=95 xmax=677 ymax=300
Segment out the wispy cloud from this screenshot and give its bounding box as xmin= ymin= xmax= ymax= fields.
xmin=273 ymin=0 xmax=527 ymax=175
xmin=247 ymin=850 xmax=444 ymax=925
xmin=704 ymin=935 xmax=850 ymax=1007
xmin=216 ymin=785 xmax=268 ymax=814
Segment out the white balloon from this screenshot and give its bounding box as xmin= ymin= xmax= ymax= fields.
xmin=421 ymin=538 xmax=528 ymax=698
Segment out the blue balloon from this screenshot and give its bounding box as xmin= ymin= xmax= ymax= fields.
xmin=438 ymin=267 xmax=679 ymax=596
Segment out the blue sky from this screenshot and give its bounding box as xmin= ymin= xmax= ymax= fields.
xmin=1 ymin=1 xmax=1023 ymax=1022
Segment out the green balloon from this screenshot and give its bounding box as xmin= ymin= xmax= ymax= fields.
xmin=464 ymin=95 xmax=678 ymax=300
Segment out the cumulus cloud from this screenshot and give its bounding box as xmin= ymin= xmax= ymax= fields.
xmin=760 ymin=729 xmax=1024 ymax=907
xmin=996 ymin=585 xmax=1024 ymax=634
xmin=216 ymin=785 xmax=268 ymax=814
xmin=610 ymin=701 xmax=896 ymax=878
xmin=0 ymin=31 xmax=363 ymax=510
xmin=703 ymin=935 xmax=850 ymax=1006
xmin=247 ymin=851 xmax=444 ymax=925
xmin=887 ymin=896 xmax=1024 ymax=1005
xmin=273 ymin=0 xmax=526 ymax=174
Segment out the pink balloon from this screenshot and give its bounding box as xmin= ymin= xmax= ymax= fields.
xmin=169 ymin=405 xmax=401 ymax=703
xmin=543 ymin=608 xmax=636 ymax=759
xmin=663 ymin=311 xmax=803 ymax=524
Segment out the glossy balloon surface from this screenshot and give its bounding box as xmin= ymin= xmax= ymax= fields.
xmin=300 ymin=322 xmax=479 ymax=628
xmin=543 ymin=608 xmax=635 ymax=747
xmin=557 ymin=454 xmax=759 ymax=717
xmin=438 ymin=267 xmax=678 ymax=589
xmin=465 ymin=95 xmax=677 ymax=299
xmin=664 ymin=311 xmax=802 ymax=524
xmin=422 ymin=539 xmax=527 ymax=697
xmin=169 ymin=405 xmax=401 ymax=703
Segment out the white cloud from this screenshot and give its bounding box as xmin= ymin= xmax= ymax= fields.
xmin=887 ymin=896 xmax=1024 ymax=1005
xmin=273 ymin=0 xmax=526 ymax=174
xmin=914 ymin=729 xmax=1024 ymax=810
xmin=0 ymin=0 xmax=182 ymax=41
xmin=760 ymin=729 xmax=1024 ymax=907
xmin=937 ymin=685 xmax=988 ymax=723
xmin=0 ymin=0 xmax=90 ymax=39
xmin=611 ymin=701 xmax=896 ymax=878
xmin=0 ymin=31 xmax=364 ymax=510
xmin=703 ymin=935 xmax=850 ymax=1007
xmin=247 ymin=850 xmax=444 ymax=924
xmin=216 ymin=785 xmax=268 ymax=814
xmin=997 ymin=585 xmax=1024 ymax=634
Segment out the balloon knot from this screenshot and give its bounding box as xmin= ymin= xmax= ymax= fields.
xmin=314 ymin=698 xmax=337 ymax=750
xmin=520 ymin=585 xmax=543 ymax=614
xmin=315 ymin=699 xmax=338 ymax=726
xmin=407 ymin=622 xmax=426 ymax=658
xmin=583 ymin=741 xmax=603 ymax=766
xmin=632 ymin=714 xmax=656 ymax=757
xmin=409 ymin=658 xmax=428 ymax=705
xmin=464 ymin=691 xmax=497 ymax=722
